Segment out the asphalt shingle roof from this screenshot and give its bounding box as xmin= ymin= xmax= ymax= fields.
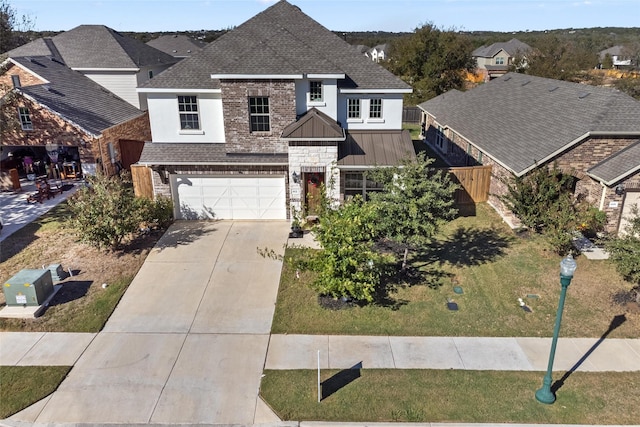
xmin=9 ymin=26 xmax=176 ymax=69
xmin=419 ymin=72 xmax=640 ymax=175
xmin=137 ymin=143 xmax=288 ymax=165
xmin=472 ymin=38 xmax=531 ymax=58
xmin=146 ymin=35 xmax=206 ymax=58
xmin=10 ymin=56 xmax=145 ymax=136
xmin=588 ymin=141 xmax=640 ymax=185
xmin=142 ymin=0 xmax=409 ymax=91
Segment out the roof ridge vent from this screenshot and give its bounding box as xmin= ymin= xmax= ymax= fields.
xmin=579 ymin=92 xmax=590 ymax=99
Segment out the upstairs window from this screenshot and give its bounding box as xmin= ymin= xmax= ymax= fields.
xmin=369 ymin=98 xmax=382 ymax=119
xmin=178 ymin=95 xmax=200 ymax=130
xmin=495 ymin=56 xmax=505 ymax=65
xmin=347 ymin=98 xmax=360 ymax=119
xmin=309 ymin=81 xmax=323 ymax=102
xmin=249 ymin=97 xmax=270 ymax=132
xmin=18 ymin=107 xmax=33 ymax=130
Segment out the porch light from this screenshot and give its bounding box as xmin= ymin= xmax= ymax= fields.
xmin=615 ymin=184 xmax=625 ymax=196
xmin=292 ymin=171 xmax=300 ymax=184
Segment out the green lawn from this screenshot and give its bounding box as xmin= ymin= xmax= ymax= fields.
xmin=272 ymin=203 xmax=639 ymax=338
xmin=0 ymin=366 xmax=71 ymax=419
xmin=261 ymin=369 xmax=640 ymax=423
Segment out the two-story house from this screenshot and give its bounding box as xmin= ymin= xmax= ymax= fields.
xmin=472 ymin=38 xmax=531 ymax=81
xmin=8 ymin=25 xmax=177 ymax=109
xmin=599 ymin=46 xmax=634 ymax=69
xmin=135 ymin=0 xmax=414 ymax=221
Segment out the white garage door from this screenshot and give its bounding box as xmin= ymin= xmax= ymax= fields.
xmin=172 ymin=175 xmax=286 ymax=220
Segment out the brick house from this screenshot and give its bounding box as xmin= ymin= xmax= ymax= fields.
xmin=418 ymin=72 xmax=640 ymax=235
xmin=136 ymin=0 xmax=414 ymax=220
xmin=0 ymin=56 xmax=151 ymax=180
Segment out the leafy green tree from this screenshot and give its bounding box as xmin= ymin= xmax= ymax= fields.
xmin=68 ymin=172 xmax=172 ymax=249
xmin=606 ymin=206 xmax=640 ymax=302
xmin=366 ymin=152 xmax=458 ymax=268
xmin=311 ymin=196 xmax=392 ymax=302
xmin=0 ymin=0 xmax=34 ymax=53
xmin=384 ymin=23 xmax=475 ymax=104
xmin=519 ymin=35 xmax=598 ymax=81
xmin=614 ymin=77 xmax=640 ymax=100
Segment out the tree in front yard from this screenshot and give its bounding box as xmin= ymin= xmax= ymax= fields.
xmin=310 ymin=196 xmax=393 ymax=302
xmin=67 ymin=172 xmax=173 ymax=250
xmin=366 ymin=152 xmax=458 ymax=269
xmin=605 ymin=206 xmax=640 ymax=303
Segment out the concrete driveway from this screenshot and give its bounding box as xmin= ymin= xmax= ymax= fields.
xmin=18 ymin=220 xmax=289 ymax=425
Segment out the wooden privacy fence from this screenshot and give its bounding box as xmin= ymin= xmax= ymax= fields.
xmin=440 ymin=165 xmax=492 ymax=204
xmin=131 ymin=165 xmax=154 ymax=199
xmin=402 ymin=106 xmax=421 ymax=124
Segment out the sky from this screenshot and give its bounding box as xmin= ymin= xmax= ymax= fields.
xmin=10 ymin=0 xmax=640 ymax=34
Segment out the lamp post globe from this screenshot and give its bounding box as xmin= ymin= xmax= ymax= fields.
xmin=535 ymin=254 xmax=577 ymax=404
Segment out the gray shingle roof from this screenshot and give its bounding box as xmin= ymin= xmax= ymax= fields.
xmin=418 ymin=72 xmax=640 ymax=175
xmin=9 ymin=26 xmax=177 ymax=69
xmin=137 ymin=143 xmax=288 ymax=165
xmin=587 ymin=141 xmax=640 ymax=185
xmin=146 ymin=35 xmax=206 ymax=58
xmin=472 ymin=38 xmax=531 ymax=58
xmin=11 ymin=56 xmax=145 ymax=136
xmin=599 ymin=45 xmax=626 ymax=59
xmin=338 ymin=130 xmax=416 ymax=167
xmin=142 ymin=0 xmax=409 ymax=91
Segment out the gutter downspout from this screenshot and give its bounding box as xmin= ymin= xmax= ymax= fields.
xmin=598 ymin=181 xmax=607 ymax=211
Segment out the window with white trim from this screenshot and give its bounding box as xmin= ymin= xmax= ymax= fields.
xmin=495 ymin=56 xmax=505 ymax=65
xmin=249 ymin=96 xmax=270 ymax=132
xmin=347 ymin=98 xmax=360 ymax=119
xmin=369 ymin=98 xmax=382 ymax=119
xmin=309 ymin=81 xmax=323 ymax=102
xmin=435 ymin=125 xmax=446 ymax=150
xmin=178 ymin=95 xmax=200 ymax=130
xmin=18 ymin=107 xmax=33 ymax=130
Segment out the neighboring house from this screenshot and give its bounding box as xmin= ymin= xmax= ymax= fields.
xmin=599 ymin=46 xmax=633 ymax=69
xmin=146 ymin=34 xmax=207 ymax=59
xmin=368 ymin=44 xmax=388 ymax=62
xmin=418 ymin=72 xmax=640 ymax=235
xmin=7 ymin=25 xmax=177 ymax=109
xmin=472 ymin=38 xmax=531 ymax=81
xmin=0 ymin=56 xmax=151 ymax=179
xmin=136 ymin=0 xmax=414 ymax=221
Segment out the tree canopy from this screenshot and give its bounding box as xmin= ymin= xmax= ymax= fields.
xmin=0 ymin=0 xmax=33 ymax=54
xmin=384 ymin=23 xmax=476 ymax=104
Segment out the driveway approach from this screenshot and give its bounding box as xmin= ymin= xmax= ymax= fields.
xmin=18 ymin=220 xmax=289 ymax=425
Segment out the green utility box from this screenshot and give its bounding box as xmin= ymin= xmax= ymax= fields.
xmin=3 ymin=269 xmax=54 ymax=307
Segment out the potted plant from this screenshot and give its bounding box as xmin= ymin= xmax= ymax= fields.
xmin=289 ymin=207 xmax=304 ymax=238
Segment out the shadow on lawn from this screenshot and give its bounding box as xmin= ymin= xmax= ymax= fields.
xmin=322 ymin=362 xmax=362 ymax=400
xmin=425 ymin=226 xmax=512 ymax=268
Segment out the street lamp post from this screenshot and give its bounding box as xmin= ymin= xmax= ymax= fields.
xmin=535 ymin=253 xmax=577 ymax=404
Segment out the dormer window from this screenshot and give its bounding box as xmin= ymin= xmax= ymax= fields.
xmin=495 ymin=56 xmax=505 ymax=65
xmin=309 ymin=81 xmax=323 ymax=102
xmin=178 ymin=95 xmax=200 ymax=130
xmin=18 ymin=107 xmax=33 ymax=130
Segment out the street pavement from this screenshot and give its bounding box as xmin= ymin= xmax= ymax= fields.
xmin=1 ymin=222 xmax=639 ymax=426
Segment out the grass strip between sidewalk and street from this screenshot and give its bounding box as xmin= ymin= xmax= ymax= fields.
xmin=260 ymin=369 xmax=640 ymax=423
xmin=0 ymin=366 xmax=71 ymax=419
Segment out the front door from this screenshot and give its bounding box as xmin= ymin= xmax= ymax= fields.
xmin=305 ymin=172 xmax=324 ymax=215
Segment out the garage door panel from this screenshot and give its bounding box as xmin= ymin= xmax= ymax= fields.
xmin=173 ymin=176 xmax=286 ymax=220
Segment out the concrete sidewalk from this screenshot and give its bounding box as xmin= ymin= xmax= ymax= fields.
xmin=3 ymin=332 xmax=639 ymax=372
xmin=266 ymin=335 xmax=640 ymax=372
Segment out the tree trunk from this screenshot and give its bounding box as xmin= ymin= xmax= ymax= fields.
xmin=402 ymin=247 xmax=409 ymax=270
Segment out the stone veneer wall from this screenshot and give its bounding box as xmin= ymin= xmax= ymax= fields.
xmin=220 ymin=80 xmax=296 ymax=154
xmin=98 ymin=112 xmax=151 ymax=177
xmin=287 ymin=143 xmax=340 ymax=215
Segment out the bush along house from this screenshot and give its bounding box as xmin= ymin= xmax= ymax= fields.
xmin=135 ymin=0 xmax=414 ymax=221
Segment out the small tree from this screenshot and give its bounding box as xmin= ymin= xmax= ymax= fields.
xmin=366 ymin=152 xmax=458 ymax=268
xmin=606 ymin=206 xmax=640 ymax=303
xmin=68 ymin=173 xmax=172 ymax=249
xmin=311 ymin=196 xmax=391 ymax=302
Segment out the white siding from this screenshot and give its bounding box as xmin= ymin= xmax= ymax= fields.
xmin=295 ymin=78 xmax=338 ymax=120
xmin=337 ymin=94 xmax=403 ymax=130
xmin=146 ymin=92 xmax=226 ymax=143
xmin=136 ymin=65 xmax=174 ymax=110
xmin=81 ymin=71 xmax=140 ymax=108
